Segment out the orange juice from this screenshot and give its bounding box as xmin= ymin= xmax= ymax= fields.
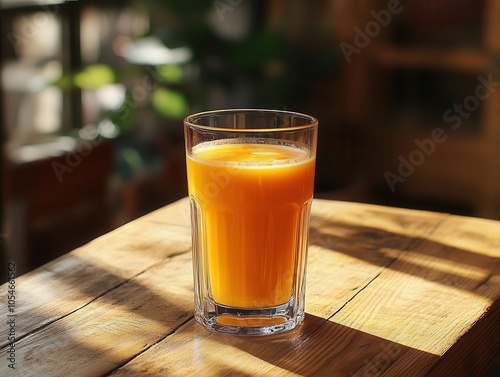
xmin=187 ymin=139 xmax=315 ymax=308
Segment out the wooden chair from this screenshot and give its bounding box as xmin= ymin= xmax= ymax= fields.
xmin=4 ymin=139 xmax=114 ymax=274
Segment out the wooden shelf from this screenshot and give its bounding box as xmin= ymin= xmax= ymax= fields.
xmin=373 ymin=43 xmax=493 ymax=73
xmin=346 ymin=0 xmax=500 ymax=219
xmin=365 ymin=125 xmax=499 ymax=216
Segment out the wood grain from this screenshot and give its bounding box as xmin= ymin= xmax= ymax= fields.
xmin=0 ymin=199 xmax=192 ymax=349
xmin=1 ymin=198 xmax=499 ymax=376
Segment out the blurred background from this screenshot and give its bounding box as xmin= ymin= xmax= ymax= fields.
xmin=1 ymin=0 xmax=499 ymax=277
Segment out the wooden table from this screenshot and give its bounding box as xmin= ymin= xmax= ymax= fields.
xmin=1 ymin=198 xmax=499 ymax=376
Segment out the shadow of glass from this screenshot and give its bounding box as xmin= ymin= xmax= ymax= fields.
xmin=269 ymin=313 xmax=437 ymax=376
xmin=0 ymin=251 xmax=196 ymax=376
xmin=156 ymin=313 xmax=441 ymax=377
xmin=309 ymin=217 xmax=500 ymax=298
xmin=2 ymin=198 xmax=498 ymax=376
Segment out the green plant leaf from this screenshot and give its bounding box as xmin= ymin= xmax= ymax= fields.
xmin=152 ymin=87 xmax=188 ymax=118
xmin=74 ymin=65 xmax=115 ymax=89
xmin=157 ymin=64 xmax=184 ymax=83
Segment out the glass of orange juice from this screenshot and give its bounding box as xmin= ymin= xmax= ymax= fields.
xmin=184 ymin=109 xmax=318 ymax=335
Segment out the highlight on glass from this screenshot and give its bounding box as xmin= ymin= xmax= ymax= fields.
xmin=184 ymin=109 xmax=318 ymax=336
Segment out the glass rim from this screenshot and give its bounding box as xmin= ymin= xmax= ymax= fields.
xmin=184 ymin=108 xmax=318 ymax=133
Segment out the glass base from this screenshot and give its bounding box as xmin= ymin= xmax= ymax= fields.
xmin=195 ymin=298 xmax=305 ymax=336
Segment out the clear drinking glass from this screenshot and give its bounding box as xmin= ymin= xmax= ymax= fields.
xmin=184 ymin=109 xmax=318 ymax=335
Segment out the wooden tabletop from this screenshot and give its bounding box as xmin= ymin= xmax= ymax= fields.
xmin=1 ymin=197 xmax=499 ymax=376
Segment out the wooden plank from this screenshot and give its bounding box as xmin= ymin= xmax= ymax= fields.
xmin=0 ymin=198 xmax=192 ymax=349
xmin=104 ymin=200 xmax=453 ymax=376
xmin=427 ymin=298 xmax=500 ymax=377
xmin=0 ymin=199 xmax=447 ymax=376
xmin=140 ymin=195 xmax=191 ymax=229
xmin=331 ymin=214 xmax=500 ymax=360
xmin=368 ymin=128 xmax=495 ymax=213
xmin=307 ymin=200 xmax=448 ymax=318
xmin=0 ymin=251 xmax=195 ymax=377
xmin=109 ymin=313 xmax=440 ymax=377
xmin=2 ymin=199 xmax=499 ymax=376
xmin=373 ymin=44 xmax=492 ymax=73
